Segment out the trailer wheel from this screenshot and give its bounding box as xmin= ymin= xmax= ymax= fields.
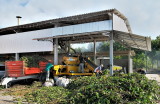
xmin=39 ymin=73 xmax=46 ymax=82
xmin=6 ymin=82 xmax=12 ymax=88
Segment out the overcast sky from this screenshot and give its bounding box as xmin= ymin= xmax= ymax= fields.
xmin=0 ymin=0 xmax=159 ymax=39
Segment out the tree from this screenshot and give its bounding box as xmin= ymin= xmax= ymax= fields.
xmin=152 ymin=35 xmax=160 ymax=51
xmin=147 ymin=35 xmax=160 ymax=69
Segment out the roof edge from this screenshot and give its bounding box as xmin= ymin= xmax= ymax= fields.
xmin=112 ymin=9 xmax=132 ymax=33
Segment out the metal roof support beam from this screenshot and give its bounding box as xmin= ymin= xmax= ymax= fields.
xmin=54 ymin=38 xmax=58 ymax=65
xmin=15 ymin=53 xmax=19 ymax=61
xmin=53 ymin=24 xmax=60 ymax=65
xmin=109 ymin=32 xmax=114 ymax=76
xmin=109 ymin=13 xmax=114 ymax=76
xmin=128 ymin=49 xmax=133 ymax=73
xmin=107 ymin=12 xmax=113 ymax=76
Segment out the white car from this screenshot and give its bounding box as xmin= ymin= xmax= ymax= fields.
xmin=0 ymin=64 xmax=5 ymax=79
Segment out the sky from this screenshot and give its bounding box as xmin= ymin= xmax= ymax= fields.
xmin=0 ymin=0 xmax=160 ymax=39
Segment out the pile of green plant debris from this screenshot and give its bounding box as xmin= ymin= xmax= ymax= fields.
xmin=20 ymin=55 xmax=48 ymax=67
xmin=67 ymin=73 xmax=160 ymax=104
xmin=13 ymin=73 xmax=160 ymax=104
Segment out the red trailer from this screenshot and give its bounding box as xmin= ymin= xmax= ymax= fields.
xmin=0 ymin=61 xmax=48 ymax=88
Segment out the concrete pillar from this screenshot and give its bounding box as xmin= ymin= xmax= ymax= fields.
xmin=15 ymin=53 xmax=19 ymax=61
xmin=128 ymin=50 xmax=133 ymax=73
xmin=54 ymin=38 xmax=58 ymax=65
xmin=94 ymin=40 xmax=97 ymax=64
xmin=109 ymin=32 xmax=114 ymax=76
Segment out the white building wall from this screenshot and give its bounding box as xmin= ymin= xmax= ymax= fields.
xmin=0 ymin=29 xmax=53 ymax=54
xmin=52 ymin=20 xmax=112 ymax=36
xmin=113 ymin=14 xmax=128 ymax=33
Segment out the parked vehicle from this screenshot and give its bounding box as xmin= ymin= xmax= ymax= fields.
xmin=0 ymin=61 xmax=47 ymax=88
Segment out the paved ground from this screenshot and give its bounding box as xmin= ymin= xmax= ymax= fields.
xmin=0 ymin=90 xmax=14 ymax=104
xmin=146 ymin=74 xmax=160 ymax=84
xmin=145 ymin=69 xmax=160 ymax=84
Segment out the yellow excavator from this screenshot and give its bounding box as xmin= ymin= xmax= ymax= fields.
xmin=52 ymin=54 xmax=122 ymax=77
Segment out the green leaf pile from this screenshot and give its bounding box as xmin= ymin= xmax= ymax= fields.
xmin=66 ymin=73 xmax=160 ymax=104
xmin=24 ymin=86 xmax=69 ymax=104
xmin=20 ymin=55 xmax=48 ymax=68
xmin=21 ymin=73 xmax=160 ymax=104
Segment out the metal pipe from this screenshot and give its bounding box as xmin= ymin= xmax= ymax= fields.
xmin=54 ymin=38 xmax=58 ymax=65
xmin=15 ymin=53 xmax=19 ymax=61
xmin=16 ymin=16 xmax=22 ymax=26
xmin=53 ymin=24 xmax=59 ymax=65
xmin=128 ymin=49 xmax=133 ymax=73
xmin=109 ymin=32 xmax=114 ymax=76
xmin=15 ymin=16 xmax=22 ymax=61
xmin=109 ymin=13 xmax=114 ymax=76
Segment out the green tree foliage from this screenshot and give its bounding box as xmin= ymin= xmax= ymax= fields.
xmin=133 ymin=53 xmax=146 ymax=68
xmin=113 ymin=42 xmax=127 ymax=51
xmin=132 ymin=35 xmax=160 ymax=69
xmin=145 ymin=36 xmax=160 ymax=69
xmin=74 ymin=41 xmax=127 ymax=53
xmin=97 ymin=41 xmax=126 ymax=52
xmin=152 ymin=36 xmax=160 ymax=51
xmin=97 ymin=42 xmax=109 ymax=52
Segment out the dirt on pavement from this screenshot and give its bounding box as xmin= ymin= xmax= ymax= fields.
xmin=0 ymin=90 xmax=14 ymax=104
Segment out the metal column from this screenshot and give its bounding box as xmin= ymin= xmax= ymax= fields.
xmin=94 ymin=40 xmax=97 ymax=64
xmin=54 ymin=38 xmax=58 ymax=65
xmin=53 ymin=24 xmax=59 ymax=65
xmin=15 ymin=53 xmax=19 ymax=61
xmin=128 ymin=50 xmax=133 ymax=73
xmin=109 ymin=13 xmax=114 ymax=76
xmin=109 ymin=32 xmax=114 ymax=76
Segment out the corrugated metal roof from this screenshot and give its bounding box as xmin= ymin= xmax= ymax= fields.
xmin=34 ymin=30 xmax=151 ymax=51
xmin=113 ymin=30 xmax=151 ymax=51
xmin=0 ymin=9 xmax=131 ymax=35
